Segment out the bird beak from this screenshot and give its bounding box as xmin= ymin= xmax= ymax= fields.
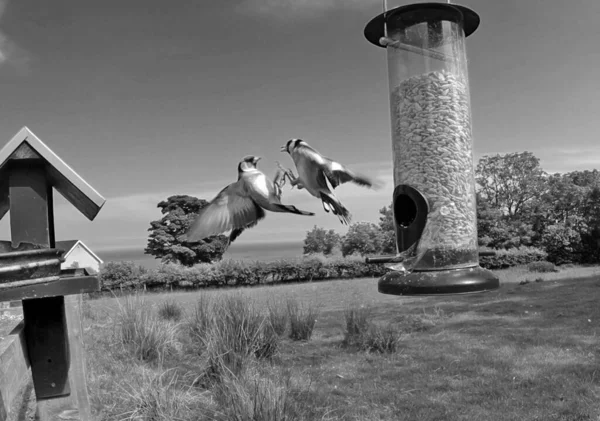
xmin=254 ymin=156 xmax=262 ymax=163
xmin=280 ymin=145 xmax=287 ymax=152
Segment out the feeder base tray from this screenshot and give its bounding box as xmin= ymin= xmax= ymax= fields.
xmin=378 ymin=265 xmax=500 ymax=296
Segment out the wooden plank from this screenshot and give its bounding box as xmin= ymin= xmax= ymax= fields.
xmin=22 ymin=296 xmax=71 ymax=399
xmin=8 ymin=165 xmax=53 ymax=247
xmin=46 ymin=165 xmax=105 ymax=222
xmin=0 ymin=322 xmax=32 ymax=421
xmin=58 ymin=295 xmax=93 ymax=420
xmin=0 ymin=171 xmax=9 ymax=221
xmin=0 ymin=275 xmax=99 ymax=302
xmin=0 ymin=127 xmax=106 ymax=221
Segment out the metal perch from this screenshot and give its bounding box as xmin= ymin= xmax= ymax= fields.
xmin=379 ymin=36 xmax=455 ymax=63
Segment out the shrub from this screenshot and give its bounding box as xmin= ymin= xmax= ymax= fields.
xmin=527 ymin=261 xmax=558 ymax=273
xmin=479 ymin=246 xmax=547 ymax=270
xmin=287 ymin=298 xmax=319 ymax=341
xmin=99 ymin=261 xmax=146 ymax=291
xmin=541 ymin=224 xmax=583 ymax=265
xmin=97 ymin=255 xmax=389 ymax=294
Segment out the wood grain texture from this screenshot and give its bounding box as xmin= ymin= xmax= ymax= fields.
xmin=0 ymin=322 xmax=31 ymax=421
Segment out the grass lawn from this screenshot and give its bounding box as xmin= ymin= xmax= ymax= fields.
xmin=82 ymin=264 xmax=600 ymax=420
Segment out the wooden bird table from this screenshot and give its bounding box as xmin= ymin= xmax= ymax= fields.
xmin=0 ymin=127 xmax=106 ymax=421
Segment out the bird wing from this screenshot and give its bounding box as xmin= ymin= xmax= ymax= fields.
xmin=185 ymin=181 xmax=266 ymax=242
xmin=294 ymin=144 xmax=374 ymax=190
xmin=321 ymin=157 xmax=375 ymax=189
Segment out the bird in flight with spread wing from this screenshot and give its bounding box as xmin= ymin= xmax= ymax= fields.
xmin=183 ymin=155 xmax=314 ymax=244
xmin=280 ymin=138 xmax=383 ymax=225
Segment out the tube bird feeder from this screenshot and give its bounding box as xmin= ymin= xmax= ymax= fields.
xmin=364 ymin=2 xmax=500 ymax=295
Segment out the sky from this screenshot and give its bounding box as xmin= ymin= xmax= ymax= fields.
xmin=0 ymin=0 xmax=598 ymax=254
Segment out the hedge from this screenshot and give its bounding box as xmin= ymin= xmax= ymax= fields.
xmin=97 ymin=247 xmax=548 ymax=294
xmin=478 ymin=246 xmax=547 ymax=270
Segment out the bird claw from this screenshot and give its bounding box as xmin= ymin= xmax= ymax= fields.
xmin=274 ymin=161 xmax=298 ymax=190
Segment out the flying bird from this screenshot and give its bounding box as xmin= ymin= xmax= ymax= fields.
xmin=183 ymin=155 xmax=314 ymax=244
xmin=280 ymin=138 xmax=382 ymax=225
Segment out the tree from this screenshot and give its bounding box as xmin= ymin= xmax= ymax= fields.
xmin=377 ymin=204 xmax=397 ymax=254
xmin=475 ymin=151 xmax=547 ymax=218
xmin=303 ymin=225 xmax=341 ymax=255
xmin=341 ymin=222 xmax=383 ymax=257
xmin=476 ymin=190 xmax=536 ymax=248
xmin=145 ymin=195 xmax=229 ymax=266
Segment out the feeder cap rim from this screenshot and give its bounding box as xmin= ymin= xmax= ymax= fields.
xmin=364 ymin=2 xmax=480 ymax=48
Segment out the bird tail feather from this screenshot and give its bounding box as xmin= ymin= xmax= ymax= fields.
xmin=271 ymin=203 xmax=315 ymax=216
xmin=319 ymin=192 xmax=351 ymax=225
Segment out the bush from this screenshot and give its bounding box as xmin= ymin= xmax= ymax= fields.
xmin=99 ymin=261 xmax=147 ymax=291
xmin=98 ymin=256 xmax=389 ymax=294
xmin=527 ymin=261 xmax=558 ymax=273
xmin=541 ymin=224 xmax=583 ymax=265
xmin=479 ymin=246 xmax=547 ymax=269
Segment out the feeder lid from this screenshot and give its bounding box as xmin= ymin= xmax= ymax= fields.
xmin=364 ymin=2 xmax=480 ymax=48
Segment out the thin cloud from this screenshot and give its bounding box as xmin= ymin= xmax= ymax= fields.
xmin=235 ymin=0 xmax=380 ymax=19
xmin=0 ymin=0 xmax=32 ymax=73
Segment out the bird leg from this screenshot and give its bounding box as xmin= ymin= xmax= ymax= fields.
xmin=273 ymin=168 xmax=287 ymax=189
xmin=274 ymin=161 xmax=300 ymax=190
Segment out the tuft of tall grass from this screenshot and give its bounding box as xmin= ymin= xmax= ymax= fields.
xmin=114 ymin=294 xmax=180 ymax=364
xmin=527 ymin=261 xmax=558 ymax=273
xmin=287 ymin=298 xmax=319 ymax=341
xmin=359 ymin=323 xmax=402 ymax=354
xmin=214 ymin=365 xmax=318 ymax=421
xmin=266 ymin=296 xmax=289 ymax=336
xmin=343 ymin=302 xmax=371 ymax=341
xmin=158 ymin=299 xmax=184 ymax=322
xmin=200 ymin=293 xmax=280 ymax=383
xmin=117 ymin=367 xmax=217 ymax=421
xmin=188 ymin=294 xmax=214 ymax=345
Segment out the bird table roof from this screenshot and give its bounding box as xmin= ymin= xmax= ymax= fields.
xmin=0 ymin=126 xmax=106 ymax=221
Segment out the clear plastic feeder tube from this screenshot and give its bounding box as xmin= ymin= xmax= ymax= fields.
xmin=385 ymin=4 xmax=479 ymax=271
